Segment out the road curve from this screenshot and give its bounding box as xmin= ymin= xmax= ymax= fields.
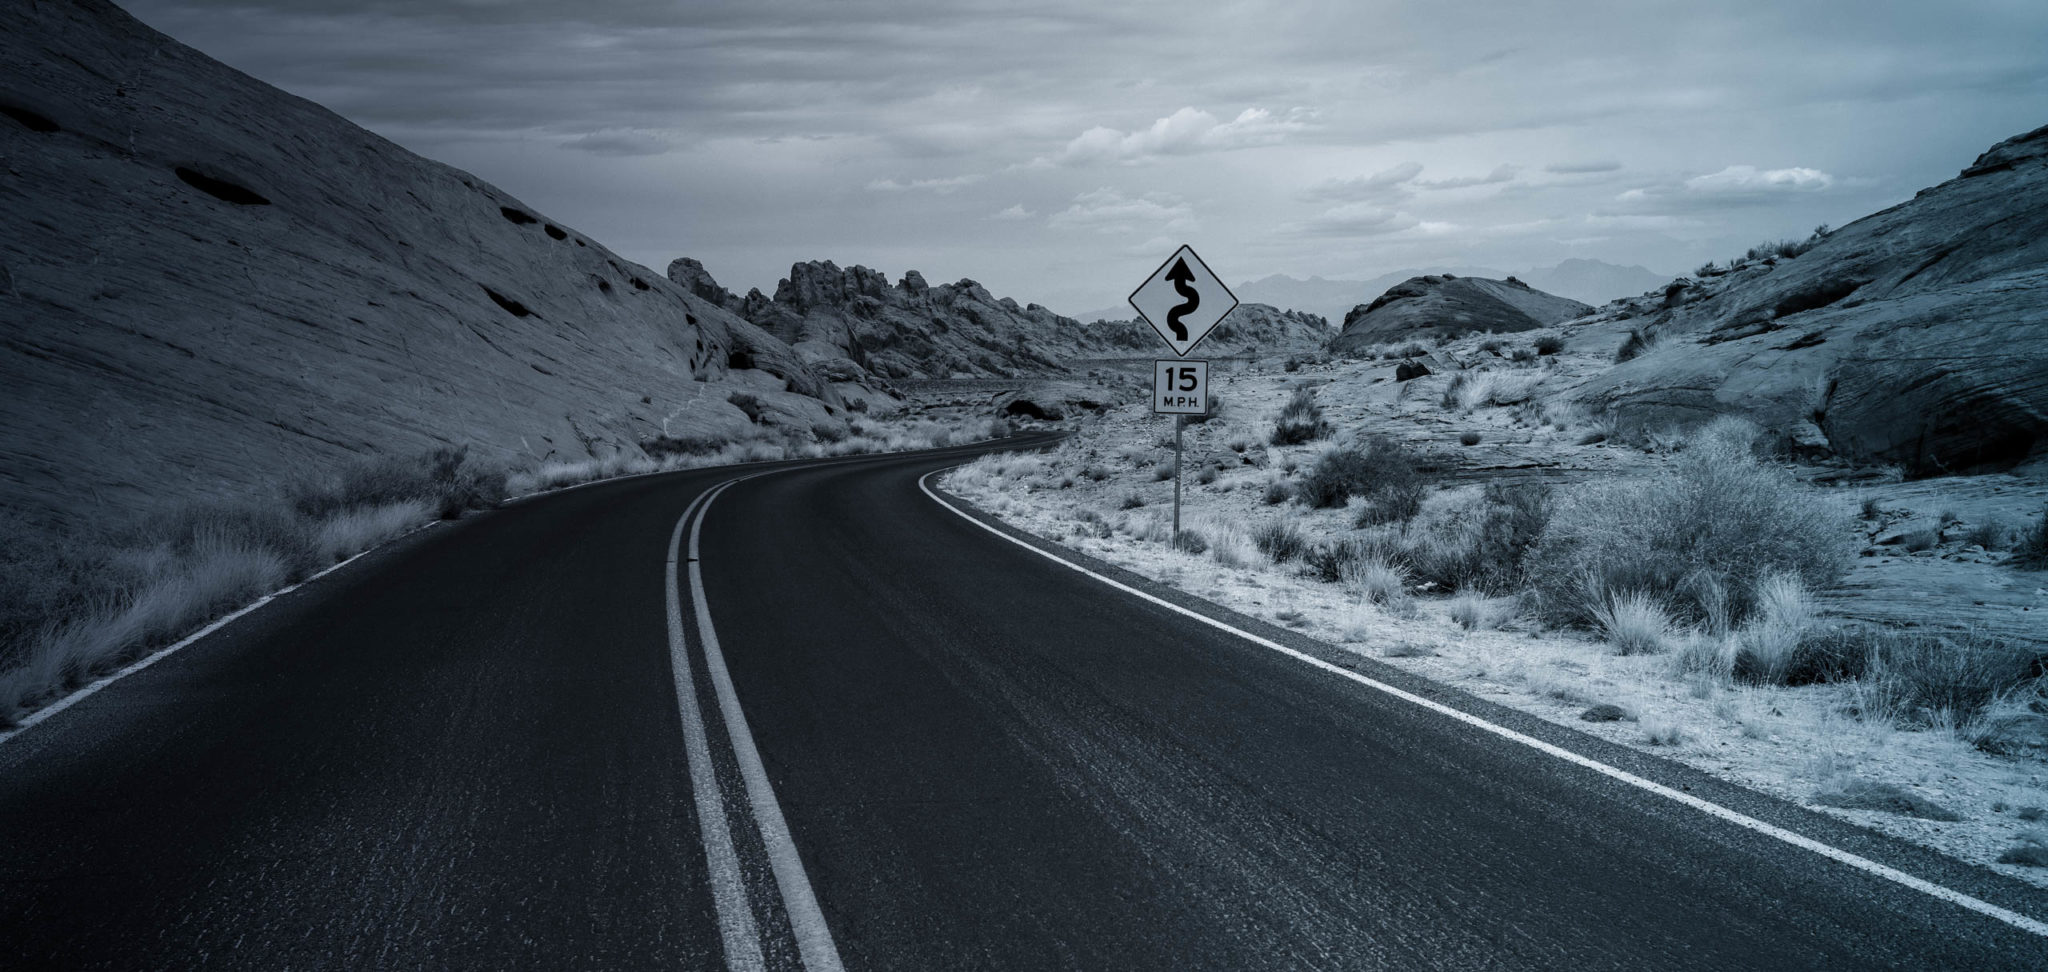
xmin=2 ymin=434 xmax=2045 ymax=970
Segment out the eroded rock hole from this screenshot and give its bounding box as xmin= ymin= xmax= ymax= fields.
xmin=631 ymin=278 xmax=650 ymax=291
xmin=175 ymin=167 xmax=270 ymax=205
xmin=0 ymin=104 xmax=59 ymax=133
xmin=544 ymin=224 xmax=567 ymax=240
xmin=482 ymin=286 xmax=532 ymax=318
xmin=499 ymin=206 xmax=537 ymax=225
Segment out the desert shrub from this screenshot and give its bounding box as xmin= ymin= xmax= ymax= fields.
xmin=1479 ymin=339 xmax=1504 ymax=354
xmin=1591 ymin=590 xmax=1671 ymax=655
xmin=1302 ymin=537 xmax=1370 ymax=583
xmin=1399 ymin=483 xmax=1553 ymax=594
xmin=1447 ymin=593 xmax=1511 ymax=631
xmin=1962 ymin=520 xmax=2006 ymax=549
xmin=1528 ymin=418 xmax=1848 ymax=625
xmin=1252 ymin=520 xmax=1308 ymax=563
xmin=1858 ymin=629 xmax=2045 ymax=728
xmin=1119 ymin=493 xmax=1145 ymax=510
xmin=1459 ymin=430 xmax=1482 ymax=447
xmin=1729 ymin=573 xmax=1821 ymax=684
xmin=644 ymin=432 xmax=733 ymax=458
xmin=1152 ymin=463 xmax=1174 ymax=482
xmin=1394 ymin=343 xmax=1427 ymax=358
xmin=1900 ymin=528 xmax=1938 ymax=553
xmin=1186 ymin=393 xmax=1224 ymax=426
xmin=1172 ymin=529 xmax=1209 ymax=556
xmin=1296 ymin=437 xmax=1422 ymax=511
xmin=1345 ymin=553 xmax=1410 ymax=607
xmin=1696 ymin=261 xmax=1718 ymax=276
xmin=289 ymin=446 xmax=506 ymax=522
xmin=2018 ymin=504 xmax=2048 ymax=567
xmin=1860 ymin=495 xmax=1882 ymax=520
xmin=1615 ymin=327 xmax=1658 ymax=363
xmin=1534 ymin=334 xmax=1565 ymax=355
xmin=1269 ymin=387 xmax=1333 ymax=445
xmin=1262 ymin=479 xmax=1293 ymax=505
xmin=1508 ymin=347 xmax=1535 ymax=363
xmin=727 ymin=392 xmax=766 ymax=423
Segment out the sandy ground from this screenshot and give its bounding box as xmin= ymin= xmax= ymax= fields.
xmin=934 ymin=347 xmax=2048 ymax=888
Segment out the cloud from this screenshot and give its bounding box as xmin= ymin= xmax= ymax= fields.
xmin=988 ymin=203 xmax=1035 ymax=221
xmin=1290 ymin=203 xmax=1420 ymax=238
xmin=561 ymin=129 xmax=680 ymax=157
xmin=1046 ymin=187 xmax=1196 ymax=235
xmin=1545 ymin=160 xmax=1623 ymax=174
xmin=1416 ymin=163 xmax=1518 ymax=189
xmin=1683 ymin=165 xmax=1834 ymax=194
xmin=1613 ymin=164 xmax=1839 ymax=213
xmin=1301 ymin=161 xmax=1423 ymax=202
xmin=866 ymin=174 xmax=984 ymax=193
xmin=1050 ymin=106 xmax=1311 ymax=165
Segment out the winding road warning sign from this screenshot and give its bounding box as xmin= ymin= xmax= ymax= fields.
xmin=1128 ymin=245 xmax=1239 ymax=357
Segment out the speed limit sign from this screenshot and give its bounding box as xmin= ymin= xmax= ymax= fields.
xmin=1152 ymin=360 xmax=1209 ymax=415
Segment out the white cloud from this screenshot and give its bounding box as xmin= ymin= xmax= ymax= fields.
xmin=1545 ymin=160 xmax=1623 ymax=174
xmin=1051 ymin=106 xmax=1311 ymax=165
xmin=866 ymin=173 xmax=984 ymax=193
xmin=988 ymin=203 xmax=1035 ymax=220
xmin=1683 ymin=165 xmax=1834 ymax=194
xmin=1416 ymin=164 xmax=1518 ymax=189
xmin=1301 ymin=161 xmax=1423 ymax=201
xmin=561 ymin=128 xmax=679 ymax=157
xmin=1292 ymin=203 xmax=1420 ymax=238
xmin=1046 ymin=187 xmax=1197 ymax=234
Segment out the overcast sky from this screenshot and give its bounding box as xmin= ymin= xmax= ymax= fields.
xmin=126 ymin=0 xmax=2048 ymax=315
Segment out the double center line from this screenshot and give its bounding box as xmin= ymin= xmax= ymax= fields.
xmin=666 ymin=474 xmax=845 ymax=972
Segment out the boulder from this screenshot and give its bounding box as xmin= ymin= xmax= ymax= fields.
xmin=1330 ymin=275 xmax=1590 ymax=352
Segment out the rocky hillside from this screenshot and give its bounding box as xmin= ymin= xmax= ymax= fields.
xmin=669 ymin=259 xmax=1329 ymax=379
xmin=0 ymin=0 xmax=861 ymax=533
xmin=1574 ymin=123 xmax=2048 ymax=474
xmin=1071 ymin=304 xmax=1332 ymax=358
xmin=1328 ymin=275 xmax=1590 ymax=352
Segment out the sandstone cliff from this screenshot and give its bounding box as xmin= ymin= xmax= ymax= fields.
xmin=1328 ymin=275 xmax=1590 ymax=351
xmin=1573 ymin=123 xmax=2048 ymax=474
xmin=0 ymin=0 xmax=854 ymax=533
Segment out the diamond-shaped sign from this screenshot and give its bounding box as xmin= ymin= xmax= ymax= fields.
xmin=1128 ymin=244 xmax=1239 ymax=357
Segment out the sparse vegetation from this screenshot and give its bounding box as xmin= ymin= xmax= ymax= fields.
xmin=1615 ymin=327 xmax=1659 ymax=363
xmin=1814 ymin=779 xmax=1961 ymax=821
xmin=1534 ymin=334 xmax=1565 ymax=355
xmin=1591 ymin=590 xmax=1671 ymax=655
xmin=1295 ymin=437 xmax=1423 ymax=516
xmin=1269 ymin=387 xmax=1333 ymax=445
xmin=1528 ymin=418 xmax=1849 ymax=626
xmin=2018 ymin=503 xmax=2048 ymax=568
xmin=1252 ymin=521 xmax=1308 ymax=564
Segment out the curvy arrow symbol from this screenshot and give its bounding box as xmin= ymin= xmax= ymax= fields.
xmin=1164 ymin=257 xmax=1199 ymax=343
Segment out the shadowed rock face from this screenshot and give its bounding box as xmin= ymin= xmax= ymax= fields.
xmin=1576 ymin=123 xmax=2048 ymax=474
xmin=0 ymin=1 xmax=854 ymax=532
xmin=666 ymin=259 xmax=1331 ymax=379
xmin=1329 ymin=275 xmax=1589 ymax=351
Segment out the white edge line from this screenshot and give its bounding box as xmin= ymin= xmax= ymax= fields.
xmin=689 ymin=477 xmax=848 ymax=972
xmin=665 ymin=486 xmax=767 ymax=972
xmin=917 ymin=470 xmax=2048 ymax=940
xmin=0 ymin=520 xmax=445 ymax=748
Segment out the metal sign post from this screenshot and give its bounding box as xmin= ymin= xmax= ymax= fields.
xmin=1130 ymin=245 xmax=1236 ymax=543
xmin=1152 ymin=359 xmax=1208 ymax=538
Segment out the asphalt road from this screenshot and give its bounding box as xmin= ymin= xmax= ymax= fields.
xmin=3 ymin=435 xmax=2045 ymax=970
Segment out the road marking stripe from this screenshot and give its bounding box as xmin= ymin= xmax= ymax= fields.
xmin=918 ymin=471 xmax=2048 ymax=940
xmin=0 ymin=522 xmax=443 ymax=748
xmin=666 ymin=487 xmax=766 ymax=971
xmin=688 ymin=478 xmax=848 ymax=972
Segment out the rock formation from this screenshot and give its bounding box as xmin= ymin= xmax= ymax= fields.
xmin=1328 ymin=275 xmax=1590 ymax=351
xmin=666 ymin=259 xmax=1331 ymax=379
xmin=0 ymin=0 xmax=861 ymax=534
xmin=1573 ymin=123 xmax=2048 ymax=474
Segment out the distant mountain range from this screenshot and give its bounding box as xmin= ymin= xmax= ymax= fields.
xmin=1205 ymin=259 xmax=1672 ymax=325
